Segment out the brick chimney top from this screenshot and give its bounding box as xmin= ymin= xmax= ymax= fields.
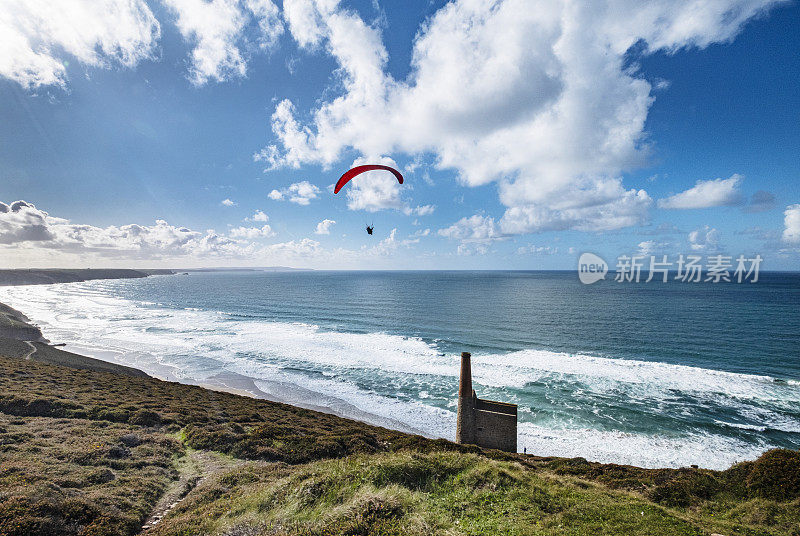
xmin=459 ymin=352 xmax=472 ymax=397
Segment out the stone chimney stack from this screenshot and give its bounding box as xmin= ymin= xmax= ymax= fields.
xmin=456 ymin=351 xmax=476 ymax=444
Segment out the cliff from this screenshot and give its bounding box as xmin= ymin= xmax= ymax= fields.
xmin=0 ymin=302 xmax=46 ymax=342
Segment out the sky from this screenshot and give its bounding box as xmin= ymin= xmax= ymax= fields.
xmin=0 ymin=0 xmax=799 ymax=270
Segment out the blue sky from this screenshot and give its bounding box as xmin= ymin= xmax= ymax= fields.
xmin=0 ymin=0 xmax=798 ymax=269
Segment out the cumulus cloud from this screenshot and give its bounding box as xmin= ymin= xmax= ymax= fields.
xmin=501 ymin=184 xmax=651 ymax=233
xmin=658 ymin=174 xmax=743 ymax=209
xmin=0 ymin=201 xmax=55 ymax=244
xmin=0 ymin=200 xmax=254 ymax=259
xmin=783 ymin=204 xmax=800 ymax=244
xmin=221 ymin=198 xmax=237 ymax=206
xmin=228 ymin=224 xmax=275 ymax=239
xmin=689 ymin=225 xmax=720 ymax=252
xmin=314 ymin=218 xmax=336 ymax=234
xmin=248 ymin=209 xmax=269 ymax=221
xmin=344 ymin=172 xmax=403 ymax=212
xmin=439 ymin=215 xmax=506 ymax=254
xmin=0 ymin=200 xmax=430 ymax=268
xmin=163 ymin=0 xmax=283 ymax=85
xmin=261 ymin=0 xmax=781 ymax=234
xmin=0 ymin=0 xmax=283 ymax=89
xmin=268 ymin=180 xmax=320 ymax=205
xmin=0 ymin=0 xmax=160 ymax=89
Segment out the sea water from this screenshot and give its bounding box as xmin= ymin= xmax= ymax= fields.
xmin=3 ymin=270 xmax=799 ymax=469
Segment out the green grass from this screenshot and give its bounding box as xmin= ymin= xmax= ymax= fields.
xmin=148 ymin=450 xmax=800 ymax=536
xmin=0 ymin=354 xmax=798 ymax=536
xmin=0 ymin=413 xmax=182 ymax=535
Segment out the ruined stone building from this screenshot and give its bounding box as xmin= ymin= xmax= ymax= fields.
xmin=455 ymin=352 xmax=517 ymax=452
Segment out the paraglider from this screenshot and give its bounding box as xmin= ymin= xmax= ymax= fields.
xmin=333 ymin=164 xmax=403 ymax=194
xmin=333 ymin=165 xmax=404 ymax=236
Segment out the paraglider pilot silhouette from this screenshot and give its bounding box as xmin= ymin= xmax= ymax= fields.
xmin=334 ymin=165 xmax=404 ymax=236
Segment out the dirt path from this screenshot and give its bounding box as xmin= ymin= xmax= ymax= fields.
xmin=141 ymin=449 xmax=248 ymax=532
xmin=22 ymin=341 xmax=36 ymax=360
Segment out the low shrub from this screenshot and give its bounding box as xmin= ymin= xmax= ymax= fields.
xmin=745 ymin=449 xmax=800 ymax=501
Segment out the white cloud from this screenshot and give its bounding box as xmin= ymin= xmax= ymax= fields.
xmin=688 ymin=225 xmax=720 ymax=252
xmin=249 ymin=209 xmax=269 ymax=221
xmin=367 ymin=228 xmax=424 ymax=254
xmin=409 ymin=228 xmax=430 ymax=238
xmin=0 ymin=200 xmax=254 ymax=258
xmin=457 ymin=242 xmax=490 ymax=256
xmin=0 ymin=201 xmax=55 ymax=244
xmin=314 ymin=218 xmax=336 ymax=234
xmin=516 ymin=244 xmax=558 ymax=255
xmin=246 ymin=0 xmax=284 ymax=49
xmin=636 ymin=240 xmax=673 ymax=256
xmin=658 ymin=174 xmax=743 ymax=209
xmin=268 ymin=180 xmax=320 ymax=205
xmin=229 ymin=224 xmax=275 ymax=239
xmin=221 ymin=198 xmax=237 ymax=206
xmin=403 ymin=205 xmax=435 ymax=217
xmin=439 ymin=215 xmax=505 ymax=245
xmin=164 ymin=0 xmax=283 ymax=85
xmin=0 ymin=201 xmax=429 ymax=268
xmin=344 ymin=172 xmax=403 ymax=212
xmin=263 ymin=237 xmax=321 ymax=257
xmin=783 ymin=204 xmax=800 ymax=244
xmin=371 ymin=228 xmax=398 ymax=255
xmin=638 ymin=240 xmax=657 ymax=256
xmin=500 ymin=184 xmax=651 ymax=233
xmin=0 ymin=0 xmax=160 ymax=89
xmin=262 ymin=0 xmax=781 ymax=234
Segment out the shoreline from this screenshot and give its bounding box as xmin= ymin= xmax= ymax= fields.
xmin=3 ymin=301 xmax=797 ymax=536
xmin=2 ymin=276 xmax=798 ymax=470
xmin=0 ymin=293 xmax=428 ymax=439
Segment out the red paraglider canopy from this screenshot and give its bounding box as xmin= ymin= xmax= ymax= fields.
xmin=333 ymin=165 xmax=404 ymax=194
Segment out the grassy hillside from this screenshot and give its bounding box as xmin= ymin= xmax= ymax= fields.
xmin=0 ymin=351 xmax=797 ymax=535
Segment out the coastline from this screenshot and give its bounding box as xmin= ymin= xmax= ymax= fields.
xmin=1 ymin=285 xmax=798 ymax=535
xmin=3 ymin=272 xmax=799 ymax=470
xmin=0 ymin=291 xmax=426 ymax=437
xmin=0 ymin=270 xmax=175 ymax=377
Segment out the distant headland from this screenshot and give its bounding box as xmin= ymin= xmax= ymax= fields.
xmin=0 ymin=266 xmax=313 ymax=287
xmin=0 ymin=268 xmax=174 ymax=286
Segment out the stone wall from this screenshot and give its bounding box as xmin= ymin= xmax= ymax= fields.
xmin=474 ymin=406 xmax=517 ymax=452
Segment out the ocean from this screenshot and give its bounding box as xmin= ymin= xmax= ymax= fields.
xmin=3 ymin=270 xmax=799 ymax=469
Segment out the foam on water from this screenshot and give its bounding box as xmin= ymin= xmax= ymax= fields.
xmin=3 ymin=280 xmax=798 ymax=470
